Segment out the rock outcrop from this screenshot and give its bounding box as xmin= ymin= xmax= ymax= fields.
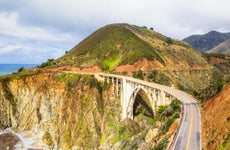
xmin=0 ymin=72 xmax=181 ymax=149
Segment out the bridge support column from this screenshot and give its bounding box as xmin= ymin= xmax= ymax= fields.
xmin=112 ymin=77 xmax=114 ymax=92
xmin=122 ymin=78 xmax=128 ymax=119
xmin=161 ymin=90 xmax=166 ymax=105
xmin=116 ymin=78 xmax=119 ymax=97
xmin=157 ymin=90 xmax=161 ymax=105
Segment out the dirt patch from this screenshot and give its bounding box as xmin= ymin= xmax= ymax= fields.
xmin=202 ymin=82 xmax=230 ymax=150
xmin=209 ymin=57 xmax=229 ymax=65
xmin=50 ymin=65 xmax=101 ymax=73
xmin=114 ymin=59 xmax=165 ymax=75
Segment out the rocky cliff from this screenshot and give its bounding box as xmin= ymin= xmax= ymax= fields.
xmin=0 ymin=71 xmax=182 ymax=149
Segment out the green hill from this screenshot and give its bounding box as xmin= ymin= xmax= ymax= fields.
xmin=208 ymin=39 xmax=230 ymax=55
xmin=53 ymin=24 xmax=207 ymax=71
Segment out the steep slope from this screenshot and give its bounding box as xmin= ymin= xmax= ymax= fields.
xmin=202 ymin=82 xmax=230 ymax=150
xmin=208 ymin=39 xmax=230 ymax=55
xmin=54 ymin=23 xmax=208 ymax=71
xmin=183 ymin=31 xmax=230 ymax=52
xmin=56 ymin=24 xmax=165 ymax=70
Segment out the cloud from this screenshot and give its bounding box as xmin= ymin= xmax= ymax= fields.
xmin=0 ymin=44 xmax=22 ymax=55
xmin=0 ymin=11 xmax=79 ymax=64
xmin=0 ymin=12 xmax=75 ymax=42
xmin=0 ymin=0 xmax=230 ymax=63
xmin=1 ymin=0 xmax=230 ymax=39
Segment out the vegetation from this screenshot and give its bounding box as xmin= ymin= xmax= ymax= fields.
xmin=42 ymin=131 xmax=54 ymax=147
xmin=40 ymin=59 xmax=55 ymax=68
xmin=165 ymin=37 xmax=173 ymax=44
xmin=156 ymin=99 xmax=181 ymax=133
xmin=0 ymin=68 xmax=41 ymax=82
xmin=52 ymin=24 xmax=174 ymax=70
xmin=152 ymin=136 xmax=169 ymax=150
xmin=17 ymin=67 xmax=24 ymax=72
xmin=132 ymin=70 xmax=144 ymax=80
xmin=219 ymin=132 xmax=230 ymax=150
xmin=147 ymin=70 xmax=171 ymax=86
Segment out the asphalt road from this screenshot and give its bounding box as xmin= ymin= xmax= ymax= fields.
xmin=171 ymin=90 xmax=201 ymax=150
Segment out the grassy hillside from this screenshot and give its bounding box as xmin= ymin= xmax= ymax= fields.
xmin=51 ymin=24 xmax=207 ymax=71
xmin=208 ymin=39 xmax=230 ymax=55
xmin=55 ymin=24 xmax=165 ymax=70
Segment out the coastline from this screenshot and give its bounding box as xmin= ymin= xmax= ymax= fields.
xmin=0 ymin=64 xmax=38 ymax=76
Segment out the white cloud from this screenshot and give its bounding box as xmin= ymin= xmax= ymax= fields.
xmin=0 ymin=0 xmax=230 ymax=63
xmin=0 ymin=11 xmax=75 ymax=42
xmin=10 ymin=0 xmax=230 ymax=39
xmin=0 ymin=44 xmax=22 ymax=55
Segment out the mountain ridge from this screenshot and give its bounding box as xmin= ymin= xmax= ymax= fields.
xmin=207 ymin=39 xmax=230 ymax=55
xmin=183 ymin=31 xmax=230 ymax=52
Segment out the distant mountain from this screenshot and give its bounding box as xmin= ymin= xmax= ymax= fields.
xmin=208 ymin=39 xmax=230 ymax=55
xmin=183 ymin=31 xmax=230 ymax=52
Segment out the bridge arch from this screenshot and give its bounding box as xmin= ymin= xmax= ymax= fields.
xmin=126 ymin=86 xmax=155 ymax=119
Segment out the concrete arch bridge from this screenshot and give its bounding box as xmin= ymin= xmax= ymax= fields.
xmin=97 ymin=73 xmax=176 ymax=120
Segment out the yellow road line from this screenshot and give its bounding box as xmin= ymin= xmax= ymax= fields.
xmin=186 ymin=103 xmax=193 ymax=150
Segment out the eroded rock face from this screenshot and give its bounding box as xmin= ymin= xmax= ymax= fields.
xmin=0 ymin=72 xmax=180 ymax=149
xmin=0 ymin=73 xmax=107 ymax=149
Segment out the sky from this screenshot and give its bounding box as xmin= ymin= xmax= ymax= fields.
xmin=0 ymin=0 xmax=230 ymax=64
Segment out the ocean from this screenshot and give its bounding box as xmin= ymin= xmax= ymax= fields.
xmin=0 ymin=64 xmax=38 ymax=76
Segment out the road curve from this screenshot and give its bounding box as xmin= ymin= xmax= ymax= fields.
xmin=64 ymin=71 xmax=201 ymax=150
xmin=170 ymin=90 xmax=201 ymax=150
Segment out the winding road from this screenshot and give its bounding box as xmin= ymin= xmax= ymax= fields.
xmin=171 ymin=90 xmax=201 ymax=150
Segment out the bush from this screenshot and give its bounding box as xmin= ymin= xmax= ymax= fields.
xmin=152 ymin=136 xmax=169 ymax=150
xmin=165 ymin=37 xmax=173 ymax=44
xmin=42 ymin=131 xmax=54 ymax=147
xmin=133 ymin=70 xmax=144 ymax=80
xmin=216 ymin=79 xmax=225 ymax=92
xmin=40 ymin=58 xmax=55 ymax=68
xmin=170 ymin=99 xmax=182 ymax=112
xmin=17 ymin=67 xmax=24 ymax=72
xmin=157 ymin=105 xmax=168 ymax=115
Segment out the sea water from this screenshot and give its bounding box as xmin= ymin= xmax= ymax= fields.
xmin=0 ymin=64 xmax=38 ymax=76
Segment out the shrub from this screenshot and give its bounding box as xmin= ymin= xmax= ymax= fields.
xmin=170 ymin=99 xmax=182 ymax=112
xmin=42 ymin=131 xmax=54 ymax=147
xmin=152 ymin=136 xmax=169 ymax=150
xmin=17 ymin=67 xmax=24 ymax=72
xmin=133 ymin=70 xmax=144 ymax=80
xmin=165 ymin=37 xmax=173 ymax=44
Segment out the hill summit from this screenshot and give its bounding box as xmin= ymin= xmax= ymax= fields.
xmin=54 ymin=23 xmax=208 ymax=71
